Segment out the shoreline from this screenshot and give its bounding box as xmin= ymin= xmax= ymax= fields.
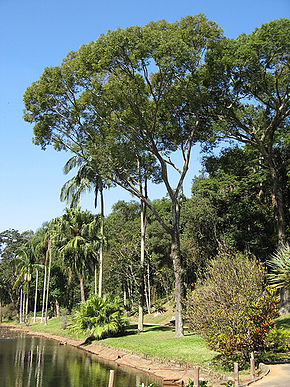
xmin=0 ymin=323 xmax=230 ymax=386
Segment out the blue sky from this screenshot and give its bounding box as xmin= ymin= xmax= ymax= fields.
xmin=0 ymin=0 xmax=289 ymax=233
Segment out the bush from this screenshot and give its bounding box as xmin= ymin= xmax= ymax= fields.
xmin=1 ymin=303 xmax=18 ymax=321
xmin=264 ymin=328 xmax=290 ymax=352
xmin=72 ymin=294 xmax=128 ymax=339
xmin=186 ymin=249 xmax=278 ymax=360
xmin=59 ymin=307 xmax=70 ymax=329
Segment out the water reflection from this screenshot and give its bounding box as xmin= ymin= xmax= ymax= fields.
xmin=0 ymin=328 xmax=161 ymax=387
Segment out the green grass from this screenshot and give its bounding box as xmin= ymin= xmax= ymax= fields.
xmin=102 ymin=324 xmax=217 ymax=367
xmin=16 ymin=318 xmax=86 ymax=340
xmin=275 ymin=313 xmax=290 ymax=331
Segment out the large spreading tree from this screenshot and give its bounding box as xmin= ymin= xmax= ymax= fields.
xmin=23 ymin=14 xmax=223 ymax=336
xmin=205 ymin=18 xmax=289 ymax=244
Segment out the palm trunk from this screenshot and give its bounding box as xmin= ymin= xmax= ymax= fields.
xmin=41 ymin=251 xmax=48 ymax=323
xmin=22 ymin=289 xmax=25 ymax=322
xmin=33 ymin=268 xmax=39 ymax=323
xmin=44 ymin=240 xmax=52 ymax=326
xmin=19 ymin=288 xmax=23 ymax=324
xmin=94 ymin=264 xmax=97 ymax=295
xmin=98 ymin=187 xmax=104 ymax=298
xmin=25 ymin=278 xmax=30 ymax=325
xmin=79 ymin=273 xmax=85 ymax=303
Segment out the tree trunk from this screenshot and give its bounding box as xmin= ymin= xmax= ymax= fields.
xmin=269 ymin=165 xmax=285 ymax=244
xmin=41 ymin=251 xmax=48 ymax=323
xmin=25 ymin=280 xmax=30 ymax=324
xmin=280 ymin=287 xmax=290 ymax=315
xmin=19 ymin=288 xmax=23 ymax=324
xmin=0 ymin=298 xmax=2 ymax=324
xmin=55 ymin=300 xmax=60 ymax=318
xmin=98 ymin=187 xmax=104 ymax=298
xmin=170 ymin=201 xmax=184 ymax=337
xmin=33 ymin=268 xmax=39 ymax=323
xmin=123 ymin=285 xmax=127 ymax=309
xmin=94 ymin=264 xmax=97 ymax=296
xmin=138 ymin=198 xmax=146 ymax=331
xmin=79 ymin=273 xmax=85 ymax=303
xmin=144 ymin=263 xmax=151 ymax=314
xmin=44 ymin=240 xmax=52 ymax=326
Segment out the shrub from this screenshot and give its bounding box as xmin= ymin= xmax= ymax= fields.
xmin=59 ymin=307 xmax=70 ymax=329
xmin=264 ymin=328 xmax=290 ymax=352
xmin=72 ymin=294 xmax=128 ymax=339
xmin=186 ymin=249 xmax=278 ymax=360
xmin=1 ymin=303 xmax=18 ymax=321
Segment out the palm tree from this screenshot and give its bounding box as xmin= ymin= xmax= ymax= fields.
xmin=60 ymin=156 xmax=108 ymax=297
xmin=13 ymin=244 xmax=42 ymax=324
xmin=56 ymin=207 xmax=99 ymax=302
xmin=32 ymin=224 xmax=51 ymax=324
xmin=267 ymin=243 xmax=290 ymax=314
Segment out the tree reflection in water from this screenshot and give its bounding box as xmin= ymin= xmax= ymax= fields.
xmin=0 ymin=329 xmax=161 ymax=386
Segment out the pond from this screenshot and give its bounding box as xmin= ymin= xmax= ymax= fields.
xmin=0 ymin=328 xmax=162 ymax=387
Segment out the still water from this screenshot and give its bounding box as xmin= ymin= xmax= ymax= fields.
xmin=0 ymin=328 xmax=162 ymax=387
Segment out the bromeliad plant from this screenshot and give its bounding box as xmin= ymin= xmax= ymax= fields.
xmin=267 ymin=243 xmax=290 ymax=289
xmin=72 ymin=294 xmax=128 ymax=339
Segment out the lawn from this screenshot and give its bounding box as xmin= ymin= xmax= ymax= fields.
xmin=102 ymin=324 xmax=217 ymax=367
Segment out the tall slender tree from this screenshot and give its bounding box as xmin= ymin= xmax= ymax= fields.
xmin=60 ymin=156 xmax=107 ymax=297
xmin=55 ymin=207 xmax=100 ymax=302
xmin=23 ymin=15 xmax=223 ymax=336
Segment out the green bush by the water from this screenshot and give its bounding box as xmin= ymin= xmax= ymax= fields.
xmin=186 ymin=249 xmax=278 ymax=361
xmin=72 ymin=294 xmax=128 ymax=339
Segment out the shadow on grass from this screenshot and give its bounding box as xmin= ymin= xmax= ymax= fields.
xmin=275 ymin=316 xmax=290 ymax=330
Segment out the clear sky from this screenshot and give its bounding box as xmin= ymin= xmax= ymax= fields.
xmin=0 ymin=0 xmax=289 ymax=233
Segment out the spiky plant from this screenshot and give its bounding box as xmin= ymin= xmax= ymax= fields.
xmin=72 ymin=294 xmax=128 ymax=339
xmin=267 ymin=243 xmax=290 ymax=289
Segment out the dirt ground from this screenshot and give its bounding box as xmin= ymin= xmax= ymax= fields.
xmin=0 ymin=323 xmax=252 ymax=386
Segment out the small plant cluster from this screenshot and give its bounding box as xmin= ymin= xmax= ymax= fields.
xmin=186 ymin=379 xmax=214 ymax=387
xmin=72 ymin=294 xmax=128 ymax=339
xmin=152 ymin=301 xmax=166 ymax=313
xmin=186 ymin=249 xmax=279 ymax=360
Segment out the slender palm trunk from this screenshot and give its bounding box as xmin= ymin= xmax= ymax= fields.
xmin=22 ymin=290 xmax=25 ymax=321
xmin=33 ymin=268 xmax=39 ymax=323
xmin=25 ymin=281 xmax=29 ymax=324
xmin=94 ymin=264 xmax=97 ymax=295
xmin=19 ymin=288 xmax=23 ymax=324
xmin=44 ymin=240 xmax=52 ymax=326
xmin=79 ymin=273 xmax=85 ymax=303
xmin=98 ymin=187 xmax=104 ymax=298
xmin=41 ymin=251 xmax=48 ymax=323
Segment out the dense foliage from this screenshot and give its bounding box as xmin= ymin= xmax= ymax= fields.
xmin=72 ymin=294 xmax=128 ymax=339
xmin=186 ymin=248 xmax=279 ymax=359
